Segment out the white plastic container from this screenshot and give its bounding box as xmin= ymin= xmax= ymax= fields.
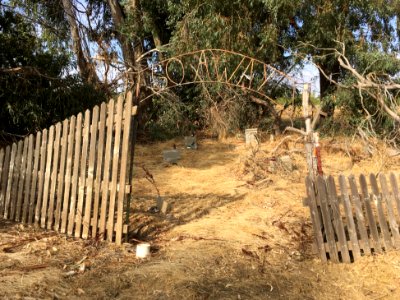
xmin=136 ymin=243 xmax=151 ymax=259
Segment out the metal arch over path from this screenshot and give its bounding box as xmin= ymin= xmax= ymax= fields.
xmin=134 ymin=48 xmax=301 ymax=103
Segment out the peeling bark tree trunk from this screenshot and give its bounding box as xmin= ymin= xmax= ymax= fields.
xmin=61 ymin=0 xmax=99 ymax=86
xmin=107 ymin=0 xmax=138 ymax=89
xmin=319 ymin=60 xmax=340 ymax=117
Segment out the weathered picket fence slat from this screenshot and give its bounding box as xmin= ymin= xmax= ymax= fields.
xmin=359 ymin=174 xmax=382 ymax=253
xmin=4 ymin=143 xmax=17 ymax=219
xmin=10 ymin=141 xmax=23 ymax=220
xmin=115 ymin=96 xmax=133 ymax=243
xmin=305 ymin=176 xmax=327 ymax=262
xmin=48 ymin=123 xmax=61 ymax=230
xmin=0 ymin=146 xmax=11 ymax=216
xmin=107 ymin=99 xmax=122 ymax=242
xmin=67 ymin=112 xmax=82 ymax=236
xmin=100 ymin=99 xmax=114 ymax=240
xmin=326 ymin=176 xmax=351 ymax=263
xmin=306 ymin=173 xmax=400 ymax=263
xmin=75 ymin=110 xmax=90 ymax=238
xmin=339 ymin=175 xmax=361 ymax=260
xmin=22 ymin=135 xmax=34 ymax=223
xmin=82 ymin=105 xmax=99 ymax=239
xmin=0 ymin=148 xmax=5 ymax=214
xmin=41 ymin=125 xmax=54 ymax=228
xmin=348 ymin=176 xmax=371 ymax=255
xmin=379 ymin=174 xmax=400 ymax=248
xmin=54 ymin=120 xmax=68 ymax=231
xmin=0 ymin=95 xmax=135 ymax=245
xmin=316 ymin=176 xmax=339 ymax=262
xmin=61 ymin=116 xmax=75 ymax=234
xmin=371 ymin=174 xmax=393 ymax=250
xmin=28 ymin=133 xmax=41 ymax=224
xmin=15 ymin=137 xmax=28 ymax=222
xmin=92 ymin=103 xmax=106 ymax=238
xmin=35 ymin=129 xmax=48 ymax=224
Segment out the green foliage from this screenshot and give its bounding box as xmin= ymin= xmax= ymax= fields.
xmin=3 ymin=0 xmax=400 ymax=141
xmin=0 ymin=7 xmax=105 ymax=140
xmin=296 ymin=1 xmax=400 ymax=97
xmin=319 ymin=77 xmax=400 ymax=138
xmin=143 ymin=92 xmax=201 ymax=140
xmin=152 ymin=0 xmax=303 ymax=137
xmin=199 ymin=88 xmax=261 ymax=137
xmin=167 ymin=0 xmax=295 ymax=65
xmin=352 ymin=49 xmax=400 ymax=76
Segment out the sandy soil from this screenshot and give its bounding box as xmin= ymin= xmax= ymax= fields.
xmin=1 ymin=135 xmax=400 ymax=299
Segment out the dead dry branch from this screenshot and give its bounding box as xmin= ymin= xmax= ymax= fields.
xmin=299 ymin=41 xmax=400 ymax=133
xmin=235 ymin=138 xmax=299 ymax=187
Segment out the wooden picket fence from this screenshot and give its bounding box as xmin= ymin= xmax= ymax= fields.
xmin=0 ymin=94 xmax=135 ymax=245
xmin=305 ymin=173 xmax=400 ymax=263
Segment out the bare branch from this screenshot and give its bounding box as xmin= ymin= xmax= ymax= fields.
xmin=283 ymin=126 xmax=307 ymax=136
xmin=0 ymin=66 xmax=62 ymax=80
xmin=311 ymin=107 xmax=320 ymax=130
xmin=299 ymin=41 xmax=400 ymax=125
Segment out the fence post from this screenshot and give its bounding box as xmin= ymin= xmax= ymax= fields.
xmin=303 ymin=83 xmax=315 ymax=179
xmin=125 ymin=90 xmax=138 ymax=242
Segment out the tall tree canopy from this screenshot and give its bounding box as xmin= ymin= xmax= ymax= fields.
xmin=1 ymin=0 xmax=400 ymax=140
xmin=0 ymin=5 xmax=104 ymax=142
xmin=294 ymin=0 xmax=400 ymax=111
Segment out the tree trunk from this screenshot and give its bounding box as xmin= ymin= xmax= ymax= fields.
xmin=319 ymin=69 xmax=331 ymax=99
xmin=61 ymin=0 xmax=99 ymax=86
xmin=107 ymin=0 xmax=138 ymax=88
xmin=319 ymin=60 xmax=340 ymax=117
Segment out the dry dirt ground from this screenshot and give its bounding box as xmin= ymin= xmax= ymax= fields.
xmin=1 ymin=134 xmax=400 ymax=299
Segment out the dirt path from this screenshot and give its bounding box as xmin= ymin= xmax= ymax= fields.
xmin=1 ymin=136 xmax=400 ymax=299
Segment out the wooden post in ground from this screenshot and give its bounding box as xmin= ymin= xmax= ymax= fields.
xmin=125 ymin=90 xmax=138 ymax=243
xmin=303 ymin=83 xmax=315 ymax=179
xmin=313 ymin=132 xmax=323 ymax=175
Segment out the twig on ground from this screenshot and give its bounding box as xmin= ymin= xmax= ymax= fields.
xmin=167 ymin=235 xmax=227 ymax=242
xmin=141 ymin=165 xmax=161 ymax=197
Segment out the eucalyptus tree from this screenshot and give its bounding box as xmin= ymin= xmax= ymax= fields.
xmin=167 ymin=0 xmax=297 ymax=68
xmin=292 ymin=0 xmax=400 ymax=110
xmin=1 ymin=0 xmax=172 ymax=138
xmin=3 ymin=0 xmax=400 ymax=138
xmin=0 ymin=6 xmax=105 ymax=140
xmin=159 ymin=0 xmax=301 ymax=136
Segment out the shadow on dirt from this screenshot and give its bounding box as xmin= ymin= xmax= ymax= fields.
xmin=128 ymin=192 xmax=245 ymax=241
xmin=136 ymin=139 xmax=241 ymax=171
xmin=0 ymin=217 xmax=18 ymax=233
xmin=109 ymin=238 xmax=336 ymax=300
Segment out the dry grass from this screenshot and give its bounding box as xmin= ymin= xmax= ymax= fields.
xmin=1 ymin=135 xmax=400 ymax=299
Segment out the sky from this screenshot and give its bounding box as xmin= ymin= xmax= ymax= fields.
xmin=285 ymin=57 xmax=320 ymax=96
xmin=300 ymin=62 xmax=320 ymax=96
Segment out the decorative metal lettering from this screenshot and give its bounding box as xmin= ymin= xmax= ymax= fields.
xmin=134 ymin=49 xmax=298 ymax=102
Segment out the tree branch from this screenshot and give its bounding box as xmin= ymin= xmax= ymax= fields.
xmin=299 ymin=41 xmax=400 ymax=124
xmin=283 ymin=126 xmax=307 ymax=136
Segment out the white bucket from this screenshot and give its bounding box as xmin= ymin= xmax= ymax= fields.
xmin=136 ymin=243 xmax=151 ymax=259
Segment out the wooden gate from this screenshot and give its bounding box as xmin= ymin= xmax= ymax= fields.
xmin=305 ymin=173 xmax=400 ymax=263
xmin=0 ymin=94 xmax=135 ymax=245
